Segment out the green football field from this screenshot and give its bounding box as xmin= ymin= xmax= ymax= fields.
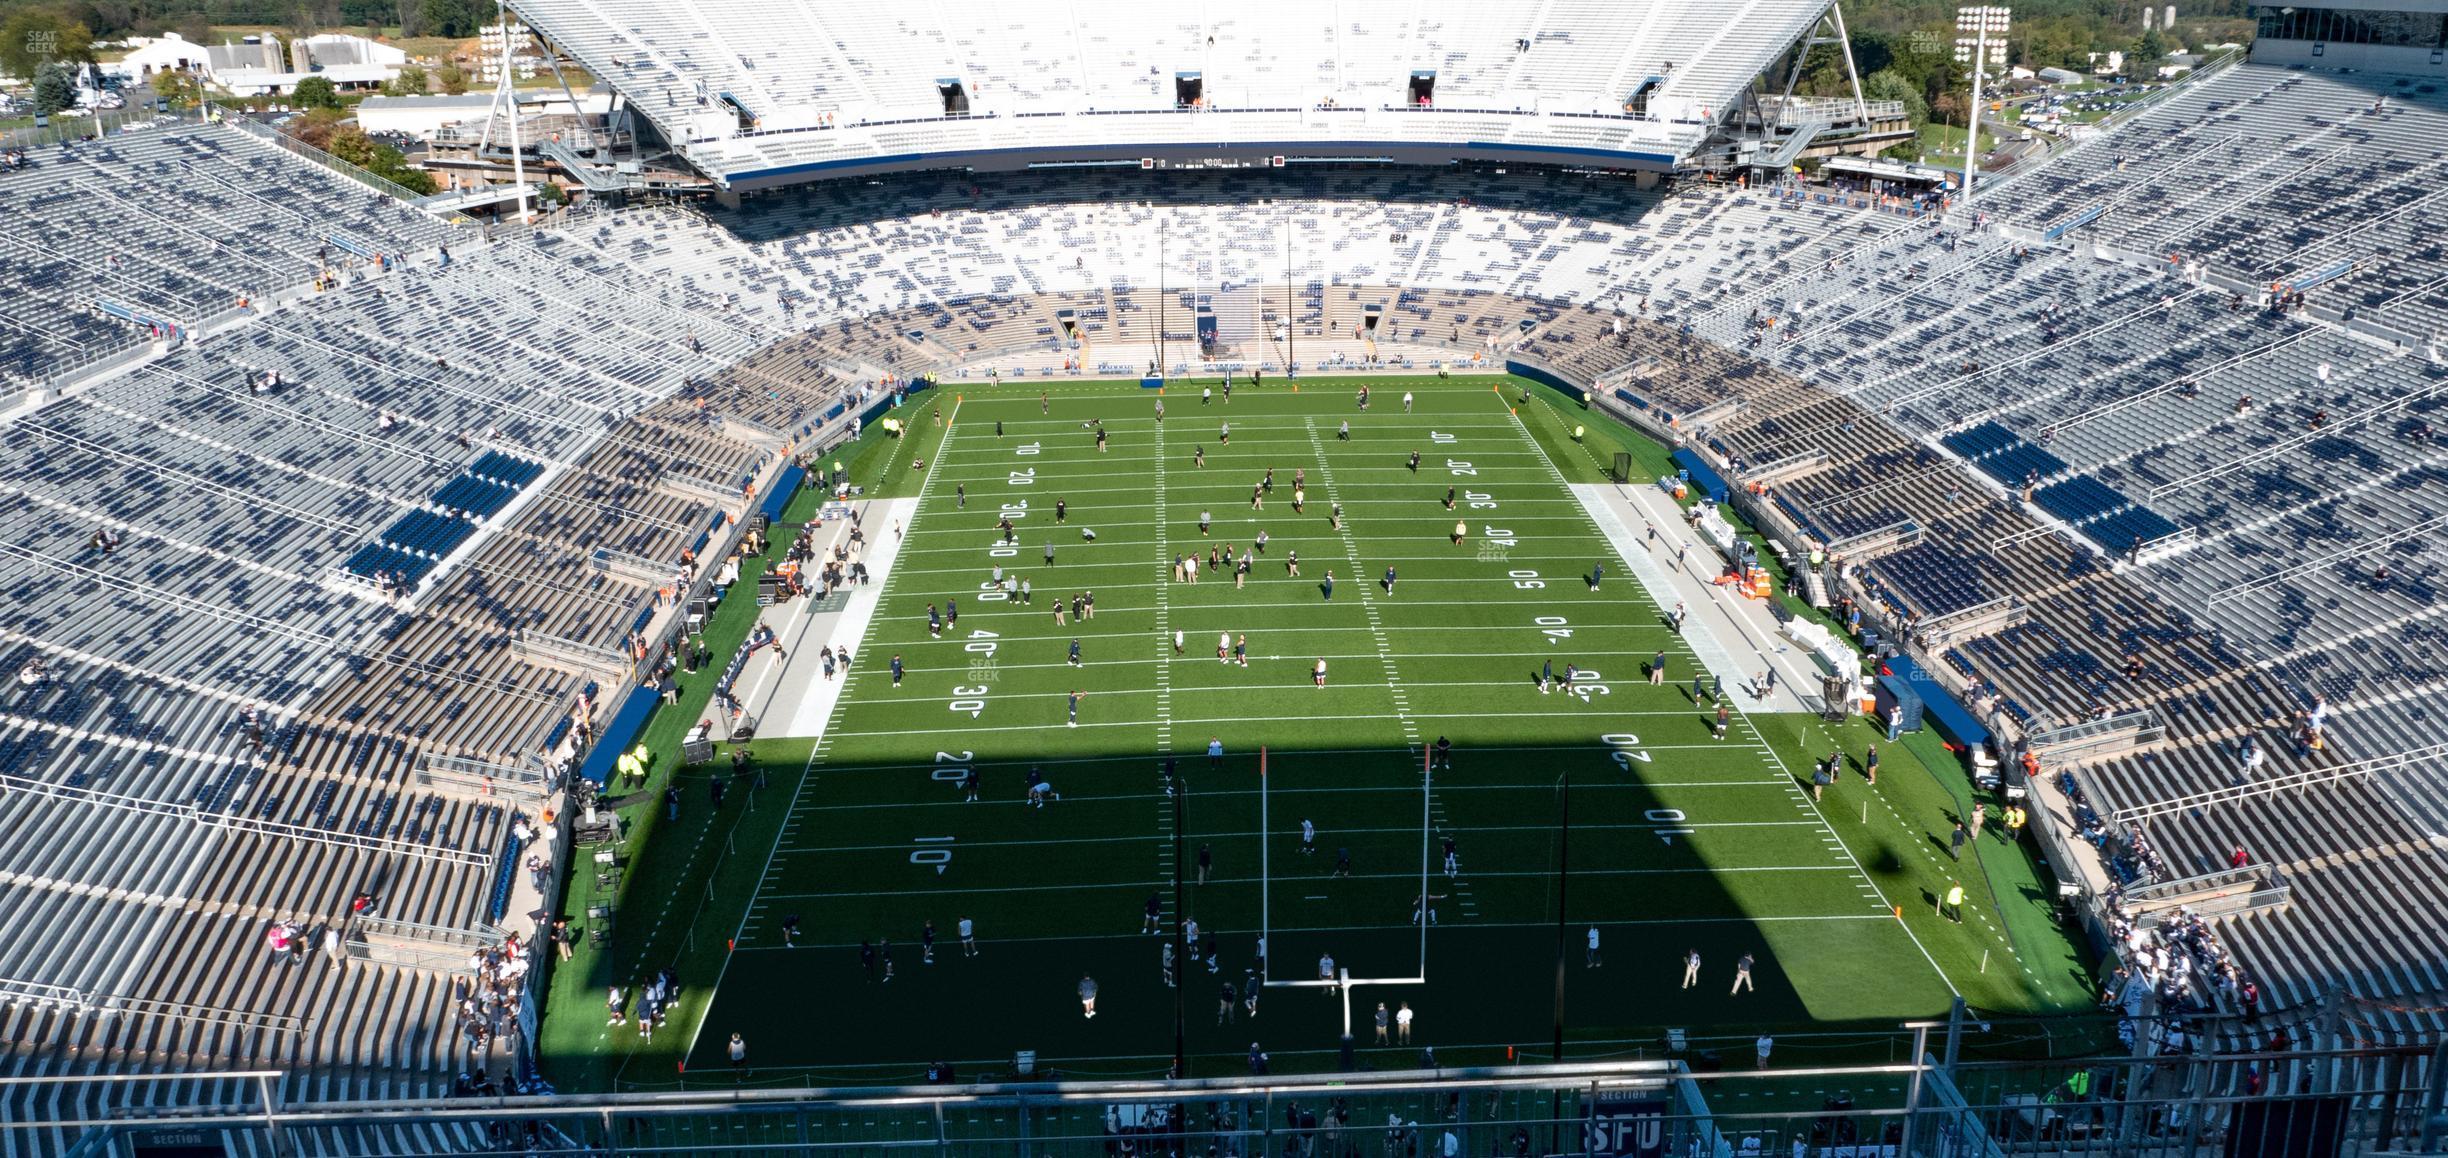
xmin=640 ymin=377 xmax=2096 ymax=1083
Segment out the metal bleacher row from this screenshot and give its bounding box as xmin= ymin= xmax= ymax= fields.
xmin=0 ymin=119 xmax=876 ymax=1151
xmin=1561 ymin=304 xmax=2448 ymax=1033
xmin=6 ymin=47 xmax=2446 ymax=1143
xmin=0 ymin=120 xmax=454 ymax=391
xmin=1483 ymin=63 xmax=2448 ymax=1032
xmin=555 ymin=137 xmax=2448 ymax=1035
xmin=503 ymin=0 xmax=1832 ymax=182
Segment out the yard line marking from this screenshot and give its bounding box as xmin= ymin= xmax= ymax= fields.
xmin=785 ymin=779 xmax=1803 ymax=819
xmin=754 ymin=862 xmax=1862 ymax=900
xmin=874 ymin=671 xmax=1756 ymax=700
xmin=667 ymin=398 xmax=966 ymax=1082
xmin=955 ymin=416 xmax=1529 ymax=434
xmin=1491 ymin=389 xmax=1963 ymax=996
xmin=774 ymin=817 xmax=1826 ymax=855
xmin=882 ymin=651 xmax=1715 ymax=675
xmin=886 ymin=554 xmax=1653 ymax=577
xmin=1151 ymin=415 xmax=1179 ymax=919
xmin=725 ymin=911 xmax=1901 ymax=953
xmin=804 ymin=706 xmax=1766 ymax=741
xmin=1303 ymin=417 xmax=1419 ymax=749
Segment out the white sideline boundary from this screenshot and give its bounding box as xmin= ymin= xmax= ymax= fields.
xmin=761 ymin=497 xmax=919 ymax=738
xmin=1570 ymin=482 xmax=1823 ymax=714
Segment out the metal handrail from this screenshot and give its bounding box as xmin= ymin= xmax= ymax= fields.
xmin=2114 ymin=741 xmax=2448 ymax=823
xmin=213 ymin=107 xmax=444 ymax=209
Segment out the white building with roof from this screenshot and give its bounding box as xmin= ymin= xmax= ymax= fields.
xmin=106 ymin=31 xmax=407 ymax=96
xmin=107 ymin=32 xmax=220 ymax=84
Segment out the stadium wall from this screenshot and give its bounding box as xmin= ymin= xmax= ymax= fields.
xmin=2251 ymin=37 xmax=2448 ymax=72
xmin=32 ymin=1046 xmax=2436 ymax=1155
xmin=1503 ymin=358 xmax=1590 ymax=404
xmin=712 ymin=136 xmax=1679 ymax=195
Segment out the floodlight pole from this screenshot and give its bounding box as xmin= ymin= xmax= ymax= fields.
xmin=492 ymin=0 xmax=532 ymax=221
xmin=1960 ymin=22 xmax=1986 ymax=206
xmin=1955 ymin=6 xmax=2011 ymax=211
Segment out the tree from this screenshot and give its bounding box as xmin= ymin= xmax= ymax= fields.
xmin=417 ymin=0 xmax=484 ymax=38
xmin=0 ymin=10 xmax=95 ymax=83
xmin=534 ymin=180 xmax=569 ymax=207
xmin=438 ymin=63 xmax=469 ymax=94
xmin=172 ymin=14 xmax=213 ymax=46
xmin=327 ymin=125 xmax=378 ymax=166
xmin=150 ymin=67 xmax=203 ymax=110
xmin=328 ymin=126 xmax=437 ymax=195
xmin=288 ymin=105 xmax=348 ymax=148
xmin=2132 ymin=27 xmax=2170 ymax=66
xmin=1863 ymin=68 xmax=1931 ymax=125
xmin=1931 ymin=89 xmax=1967 ymax=129
xmin=385 ymin=63 xmax=428 ymax=96
xmin=32 ymin=61 xmax=78 ymax=115
xmin=293 ymin=74 xmax=342 ymax=108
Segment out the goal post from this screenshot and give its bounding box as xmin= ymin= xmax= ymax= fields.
xmin=1256 ymin=743 xmax=1435 ymax=992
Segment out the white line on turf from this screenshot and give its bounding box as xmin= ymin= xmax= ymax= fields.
xmin=708 ymin=394 xmax=963 ymax=1008
xmin=753 ymin=863 xmax=1864 ymax=901
xmin=781 ymin=780 xmax=1804 ymax=820
xmin=725 ymin=911 xmax=1898 ymax=955
xmin=1151 ymin=413 xmax=1179 ymax=920
xmin=1491 ymin=391 xmax=1965 ymax=995
xmin=882 ymin=563 xmax=1680 ymax=582
xmin=666 ymin=479 xmax=937 ymax=1077
xmin=1303 ymin=417 xmax=1419 ymax=749
xmin=737 ymin=385 xmax=1961 ymax=1019
xmin=775 ymin=817 xmax=1826 ymax=854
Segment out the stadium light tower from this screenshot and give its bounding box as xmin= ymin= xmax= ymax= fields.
xmin=1954 ymin=6 xmax=2011 ymax=209
xmin=476 ymin=0 xmax=532 ymax=221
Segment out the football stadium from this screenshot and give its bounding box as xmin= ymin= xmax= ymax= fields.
xmin=2 ymin=0 xmax=2447 ymax=1152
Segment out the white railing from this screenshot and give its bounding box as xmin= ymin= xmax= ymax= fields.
xmin=2114 ymin=741 xmax=2448 ymax=824
xmin=192 ymin=808 xmax=497 ymax=868
xmin=1757 ymin=95 xmax=1904 ymax=127
xmin=422 ymin=753 xmax=557 ymax=800
xmin=213 ymin=109 xmax=448 ymax=210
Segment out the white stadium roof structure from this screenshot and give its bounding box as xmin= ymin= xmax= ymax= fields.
xmin=502 ymin=0 xmax=1838 ymax=189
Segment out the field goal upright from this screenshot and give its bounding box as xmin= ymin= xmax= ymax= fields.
xmin=1255 ymin=745 xmax=1435 ymax=1036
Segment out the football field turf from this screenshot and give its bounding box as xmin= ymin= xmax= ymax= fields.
xmin=665 ymin=376 xmax=2070 ymax=1081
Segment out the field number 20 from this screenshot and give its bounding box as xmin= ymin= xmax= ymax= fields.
xmin=1602 ymin=732 xmax=1653 ymax=768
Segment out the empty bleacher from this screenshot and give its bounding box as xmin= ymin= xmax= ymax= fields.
xmin=8 ymin=40 xmax=2448 ymax=1128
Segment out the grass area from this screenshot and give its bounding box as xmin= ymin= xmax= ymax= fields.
xmin=387 ymin=36 xmax=472 ymax=63
xmin=1910 ymin=123 xmax=1998 ymax=163
xmin=531 ymin=400 xmax=942 ymax=1093
xmin=537 ymin=376 xmax=2095 ymax=1093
